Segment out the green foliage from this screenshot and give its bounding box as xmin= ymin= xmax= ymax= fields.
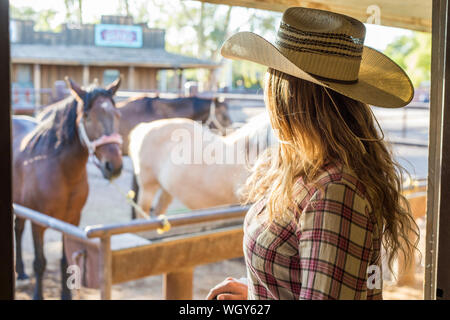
xmin=232 ymin=60 xmax=266 ymax=90
xmin=64 ymin=0 xmax=83 ymax=25
xmin=10 ymin=4 xmax=59 ymax=32
xmin=384 ymin=32 xmax=431 ymax=87
xmin=10 ymin=5 xmax=37 ymax=21
xmin=146 ymin=1 xmax=234 ymax=61
xmin=145 ymin=1 xmax=279 ymax=88
xmin=118 ymin=0 xmax=131 ymax=16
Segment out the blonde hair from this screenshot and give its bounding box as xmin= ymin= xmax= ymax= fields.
xmin=243 ymin=68 xmax=419 ymax=272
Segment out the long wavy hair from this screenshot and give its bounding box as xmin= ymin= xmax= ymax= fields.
xmin=243 ymin=68 xmax=419 ymax=273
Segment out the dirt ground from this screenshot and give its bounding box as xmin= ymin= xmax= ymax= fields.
xmin=14 ymin=106 xmax=428 ymax=300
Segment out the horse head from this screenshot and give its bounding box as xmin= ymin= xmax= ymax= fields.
xmin=66 ymin=76 xmax=123 ymax=180
xmin=215 ymin=97 xmax=233 ymax=129
xmin=205 ymin=97 xmax=232 ymax=135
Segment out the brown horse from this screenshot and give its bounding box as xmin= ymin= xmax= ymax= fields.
xmin=13 ymin=77 xmax=123 ymax=300
xmin=116 ymin=95 xmax=232 ymax=155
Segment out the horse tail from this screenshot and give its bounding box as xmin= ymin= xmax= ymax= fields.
xmin=131 ymin=172 xmax=140 ymax=220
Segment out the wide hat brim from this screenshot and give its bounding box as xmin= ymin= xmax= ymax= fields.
xmin=221 ymin=31 xmax=414 ymax=108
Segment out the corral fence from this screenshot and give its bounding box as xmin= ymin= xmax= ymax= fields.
xmin=14 ymin=203 xmax=249 ymax=299
xmin=13 ymin=177 xmax=427 ymax=299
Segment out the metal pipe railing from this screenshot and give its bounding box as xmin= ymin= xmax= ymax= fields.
xmin=13 ymin=204 xmax=89 ymax=240
xmin=13 ymin=203 xmax=250 ymax=240
xmin=85 ymin=205 xmax=250 ymax=239
xmin=403 ymin=178 xmax=428 ymax=192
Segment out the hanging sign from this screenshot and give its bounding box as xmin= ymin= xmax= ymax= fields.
xmin=95 ymin=24 xmax=143 ymax=48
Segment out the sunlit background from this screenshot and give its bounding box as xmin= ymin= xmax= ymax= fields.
xmin=10 ymin=0 xmax=429 ymax=89
xmin=9 ymin=0 xmax=430 ymax=300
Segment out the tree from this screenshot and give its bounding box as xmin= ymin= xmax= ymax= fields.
xmin=64 ymin=0 xmax=83 ymax=26
xmin=384 ymin=32 xmax=431 ymax=87
xmin=10 ymin=5 xmax=37 ymax=21
xmin=78 ymin=0 xmax=83 ymax=25
xmin=139 ymin=1 xmax=279 ymax=89
xmin=10 ymin=5 xmax=59 ymax=32
xmin=64 ymin=0 xmax=72 ymax=22
xmin=35 ymin=9 xmax=58 ymax=31
xmin=119 ymin=0 xmax=131 ymax=17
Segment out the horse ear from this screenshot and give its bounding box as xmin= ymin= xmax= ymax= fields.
xmin=65 ymin=76 xmax=86 ymax=100
xmin=215 ymin=96 xmax=225 ymax=104
xmin=106 ymin=75 xmax=122 ymax=96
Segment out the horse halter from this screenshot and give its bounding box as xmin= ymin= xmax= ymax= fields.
xmin=77 ymin=119 xmax=123 ymax=166
xmin=205 ymin=98 xmax=226 ymax=135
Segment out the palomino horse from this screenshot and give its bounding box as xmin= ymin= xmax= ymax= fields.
xmin=13 ymin=77 xmax=123 ymax=300
xmin=116 ymin=95 xmax=232 ymax=155
xmin=129 ymin=112 xmax=276 ymax=218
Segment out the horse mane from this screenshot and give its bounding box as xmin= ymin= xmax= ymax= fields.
xmin=225 ymin=112 xmax=272 ymax=143
xmin=23 ymin=86 xmax=113 ymax=156
xmin=116 ymin=93 xmax=158 ymax=108
xmin=223 ymin=112 xmax=277 ymax=165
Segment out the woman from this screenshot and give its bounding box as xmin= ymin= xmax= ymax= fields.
xmin=207 ymin=7 xmax=419 ymax=300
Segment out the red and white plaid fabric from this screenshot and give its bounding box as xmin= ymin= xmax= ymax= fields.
xmin=244 ymin=162 xmax=383 ymax=300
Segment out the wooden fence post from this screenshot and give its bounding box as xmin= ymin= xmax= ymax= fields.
xmin=99 ymin=237 xmax=112 ymax=300
xmin=33 ymin=63 xmax=41 ymax=107
xmin=426 ymin=0 xmax=450 ymax=300
xmin=163 ymin=268 xmax=194 ymax=300
xmin=0 ymin=0 xmax=14 ymax=300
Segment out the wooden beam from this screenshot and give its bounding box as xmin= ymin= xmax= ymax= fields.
xmin=433 ymin=0 xmax=450 ymax=300
xmin=159 ymin=70 xmax=167 ymax=92
xmin=0 ymin=0 xmax=14 ymax=300
xmin=111 ymin=227 xmax=244 ymax=284
xmin=99 ymin=237 xmax=112 ymax=300
xmin=11 ymin=58 xmax=218 ymax=69
xmin=163 ymin=269 xmax=194 ymax=300
xmin=200 ymin=0 xmax=432 ymax=32
xmin=128 ymin=66 xmax=135 ymax=90
xmin=425 ymin=0 xmax=450 ymax=300
xmin=82 ymin=65 xmax=90 ymax=87
xmin=33 ymin=63 xmax=41 ymax=107
xmin=178 ymin=69 xmax=184 ymax=93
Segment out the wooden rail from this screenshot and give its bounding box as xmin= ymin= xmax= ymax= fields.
xmin=13 ymin=203 xmax=250 ymax=300
xmin=13 ymin=182 xmax=426 ymax=299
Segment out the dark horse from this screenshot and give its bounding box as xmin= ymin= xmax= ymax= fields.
xmin=116 ymin=95 xmax=232 ymax=155
xmin=13 ymin=77 xmax=123 ymax=300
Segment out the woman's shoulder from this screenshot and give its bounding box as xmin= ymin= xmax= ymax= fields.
xmin=294 ymin=161 xmax=370 ymax=212
xmin=295 ymin=162 xmax=376 ymax=238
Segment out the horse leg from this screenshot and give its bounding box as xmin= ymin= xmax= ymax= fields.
xmin=60 ymin=238 xmax=72 ymax=300
xmin=137 ymin=184 xmax=160 ymax=219
xmin=150 ymin=188 xmax=173 ymax=216
xmin=15 ymin=216 xmax=29 ymax=280
xmin=31 ymin=223 xmax=46 ymax=300
xmin=131 ymin=173 xmax=139 ymax=220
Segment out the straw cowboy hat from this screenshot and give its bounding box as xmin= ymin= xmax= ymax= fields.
xmin=221 ymin=7 xmax=414 ymax=108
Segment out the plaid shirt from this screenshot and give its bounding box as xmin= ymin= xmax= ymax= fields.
xmin=243 ymin=162 xmax=383 ymax=300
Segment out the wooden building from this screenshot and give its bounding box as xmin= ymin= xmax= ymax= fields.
xmin=10 ymin=15 xmax=217 ymax=108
